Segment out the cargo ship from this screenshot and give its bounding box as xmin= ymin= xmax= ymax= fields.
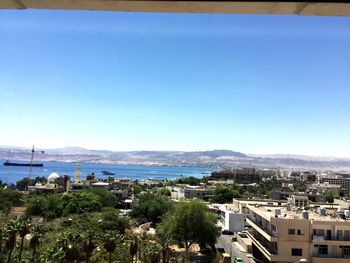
xmin=3 ymin=160 xmax=43 ymax=167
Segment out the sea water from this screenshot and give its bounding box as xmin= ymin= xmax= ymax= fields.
xmin=0 ymin=160 xmax=211 ymax=184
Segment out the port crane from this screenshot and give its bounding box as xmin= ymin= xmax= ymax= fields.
xmin=29 ymin=146 xmax=44 ymax=179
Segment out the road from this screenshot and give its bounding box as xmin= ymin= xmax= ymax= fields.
xmin=216 ymin=234 xmax=254 ymax=263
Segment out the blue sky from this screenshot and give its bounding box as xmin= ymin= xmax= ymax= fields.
xmin=0 ymin=10 xmax=349 ymax=157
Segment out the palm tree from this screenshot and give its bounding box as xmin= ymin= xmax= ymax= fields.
xmin=82 ymin=229 xmax=96 ymax=263
xmin=29 ymin=224 xmax=45 ymax=257
xmin=129 ymin=235 xmax=138 ymax=263
xmin=18 ymin=217 xmax=31 ymax=262
xmin=137 ymin=232 xmax=149 ymax=262
xmin=57 ymin=230 xmax=82 ymax=262
xmin=147 ymin=243 xmax=161 ymax=263
xmin=0 ymin=227 xmax=5 ymax=254
xmin=40 ymin=247 xmax=65 ymax=262
xmin=156 ymin=230 xmax=173 ymax=263
xmin=103 ymin=232 xmax=119 ymax=263
xmin=5 ymin=219 xmax=21 ymax=263
xmin=0 ymin=227 xmax=6 ymax=262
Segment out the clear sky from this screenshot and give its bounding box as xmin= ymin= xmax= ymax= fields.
xmin=0 ymin=10 xmax=349 ymax=157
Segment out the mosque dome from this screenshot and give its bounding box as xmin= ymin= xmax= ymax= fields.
xmin=48 ymin=172 xmax=60 ymax=183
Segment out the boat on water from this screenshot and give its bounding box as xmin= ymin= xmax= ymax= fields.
xmin=3 ymin=160 xmax=43 ymax=167
xmin=101 ymin=170 xmax=115 ymax=175
xmin=3 ymin=146 xmax=45 ymax=168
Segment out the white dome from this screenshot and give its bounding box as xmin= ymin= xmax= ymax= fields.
xmin=48 ymin=172 xmax=60 ymax=183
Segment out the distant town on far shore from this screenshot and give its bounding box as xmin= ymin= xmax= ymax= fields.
xmin=1 ymin=145 xmax=350 ymax=171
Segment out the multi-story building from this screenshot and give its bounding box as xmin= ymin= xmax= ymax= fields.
xmin=318 ymin=175 xmax=350 ymax=193
xmin=271 ymin=191 xmax=326 ymax=203
xmin=209 ymin=204 xmax=246 ymax=233
xmin=169 ymin=185 xmax=213 ymax=200
xmin=246 ymin=204 xmax=350 ymax=263
xmin=210 ymin=167 xmax=260 ymax=182
xmin=309 ymin=182 xmax=343 ymax=196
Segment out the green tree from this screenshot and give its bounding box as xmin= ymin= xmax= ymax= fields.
xmin=103 ymin=232 xmax=120 ymax=263
xmin=0 ymin=188 xmax=23 ymax=213
xmin=16 ymin=177 xmax=32 ymax=191
xmin=131 ymin=193 xmax=173 ymax=224
xmin=132 ymin=184 xmax=142 ymax=196
xmin=18 ymin=217 xmax=31 ymax=262
xmin=29 ymin=224 xmax=45 ymax=257
xmin=158 ymin=188 xmax=171 ymax=197
xmin=211 ymin=186 xmax=241 ymax=203
xmin=176 ymin=177 xmax=201 ymax=186
xmin=160 ymin=200 xmax=219 ymax=250
xmin=60 ymin=191 xmax=102 ymax=215
xmin=82 ymin=229 xmax=96 ymax=263
xmin=26 ymin=195 xmax=48 ymax=218
xmin=99 ymin=208 xmax=130 ymax=234
xmin=292 ymin=180 xmax=308 ymax=192
xmin=156 ymin=225 xmax=173 ymax=263
xmin=45 ymin=194 xmax=63 ymax=218
xmin=5 ymin=218 xmax=21 ymax=263
xmin=129 ymin=235 xmax=138 ymax=263
xmin=326 ymin=192 xmax=335 ymax=203
xmin=0 ymin=227 xmax=5 ymax=256
xmin=40 ymin=247 xmax=65 ymax=262
xmin=57 ymin=230 xmax=82 ymax=262
xmin=86 ymin=188 xmax=117 ymax=208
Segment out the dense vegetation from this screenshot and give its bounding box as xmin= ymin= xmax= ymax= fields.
xmin=130 ymin=192 xmax=174 ymax=224
xmin=0 ymin=188 xmax=24 ymax=213
xmin=0 ymin=187 xmax=219 ymax=263
xmin=25 ymin=189 xmax=118 ymax=219
xmin=159 ymin=201 xmax=219 ymax=250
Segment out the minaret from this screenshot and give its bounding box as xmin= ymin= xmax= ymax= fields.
xmin=75 ymin=161 xmax=81 ymax=183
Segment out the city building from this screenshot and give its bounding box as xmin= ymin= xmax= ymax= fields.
xmin=169 ymin=185 xmax=213 ymax=200
xmin=28 ymin=172 xmax=69 ymax=193
xmin=318 ymin=174 xmax=350 ymax=193
xmin=210 ymin=204 xmax=246 ymax=233
xmin=309 ymin=182 xmax=343 ymax=196
xmin=210 ymin=167 xmax=260 ymax=182
xmin=271 ymin=191 xmax=326 ymax=203
xmin=246 ymin=203 xmax=350 ymax=263
xmin=301 ymin=172 xmax=317 ymax=182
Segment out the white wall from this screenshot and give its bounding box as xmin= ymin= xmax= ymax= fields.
xmin=225 ymin=212 xmax=245 ymax=232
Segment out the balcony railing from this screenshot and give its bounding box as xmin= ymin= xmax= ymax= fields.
xmin=312 ymin=253 xmax=350 ymax=259
xmin=313 ymin=235 xmax=350 ymax=242
xmin=247 ymin=215 xmax=277 ymax=237
xmin=246 ymin=231 xmax=277 ymax=259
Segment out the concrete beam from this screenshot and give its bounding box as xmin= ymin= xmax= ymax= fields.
xmin=1 ymin=0 xmax=350 ymax=17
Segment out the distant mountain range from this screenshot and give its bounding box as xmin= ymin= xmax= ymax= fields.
xmin=0 ymin=145 xmax=349 ymax=171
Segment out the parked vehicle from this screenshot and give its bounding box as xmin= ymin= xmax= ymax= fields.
xmin=222 ymin=230 xmax=234 ymax=235
xmin=222 ymin=253 xmax=231 ymax=263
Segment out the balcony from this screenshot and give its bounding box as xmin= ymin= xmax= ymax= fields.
xmin=246 ymin=231 xmax=278 ymax=262
xmin=246 ymin=215 xmax=277 ymax=242
xmin=313 ymin=254 xmax=350 ymax=258
xmin=312 ymin=252 xmax=350 ymax=261
xmin=313 ymin=235 xmax=350 ymax=245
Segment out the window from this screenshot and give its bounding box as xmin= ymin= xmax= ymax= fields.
xmin=297 ymin=229 xmax=305 ymax=235
xmin=337 ymin=230 xmax=343 ymax=240
xmin=313 ymin=229 xmax=325 ymax=236
xmin=288 ymin=229 xmax=295 ymax=235
xmin=341 ymin=246 xmax=350 ymax=256
xmin=345 ymin=230 xmax=350 ymax=241
xmin=315 ymin=245 xmax=328 ymax=255
xmin=291 ymin=248 xmax=302 ymax=256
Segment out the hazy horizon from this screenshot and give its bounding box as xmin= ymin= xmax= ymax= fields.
xmin=1 ymin=11 xmax=350 ymax=157
xmin=0 ymin=144 xmax=349 ymax=159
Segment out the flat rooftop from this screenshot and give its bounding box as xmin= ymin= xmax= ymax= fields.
xmin=248 ymin=205 xmax=349 ymax=222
